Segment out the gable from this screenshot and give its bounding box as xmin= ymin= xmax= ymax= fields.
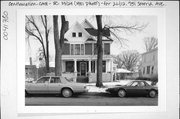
xmin=64 ymin=22 xmax=95 ymax=43
xmin=64 ymin=20 xmax=113 ymax=43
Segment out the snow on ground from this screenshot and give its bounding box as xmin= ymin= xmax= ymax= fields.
xmin=85 ymin=80 xmax=154 ymax=93
xmin=86 ymin=80 xmax=133 ymax=93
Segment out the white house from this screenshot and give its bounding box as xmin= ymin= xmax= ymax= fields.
xmin=139 ymin=48 xmax=158 ymax=78
xmin=61 ymin=19 xmax=114 ymax=83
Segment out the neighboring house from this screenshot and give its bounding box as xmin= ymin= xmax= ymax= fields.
xmin=139 ymin=48 xmax=158 ymax=78
xmin=61 ymin=19 xmax=114 ymax=82
xmin=25 ymin=65 xmax=37 ymax=80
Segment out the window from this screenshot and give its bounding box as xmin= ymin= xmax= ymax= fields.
xmin=102 ymin=61 xmax=106 ymax=72
xmin=66 ymin=61 xmax=74 ymax=72
xmin=37 ymin=77 xmax=50 ymax=83
xmin=93 ymin=43 xmax=97 ymax=55
xmin=78 ymin=32 xmax=82 ymax=37
xmin=85 ymin=43 xmax=92 ymax=55
xmin=50 ymin=77 xmax=61 ymax=83
xmin=70 ymin=44 xmax=74 ymax=55
xmin=147 ymin=66 xmax=150 ymax=74
xmin=62 ymin=43 xmax=70 ymax=55
xmin=81 ymin=44 xmax=84 ymax=55
xmin=131 ymin=82 xmax=138 ymax=87
xmin=75 ymin=44 xmax=80 ymax=55
xmin=151 ymin=66 xmax=154 ymax=74
xmin=138 ymin=82 xmax=145 ymax=87
xmin=72 ymin=32 xmax=76 ymax=37
xmin=104 ymin=43 xmax=110 ymax=55
xmin=91 ymin=61 xmax=95 ymax=73
xmin=71 ymin=44 xmax=85 ymax=55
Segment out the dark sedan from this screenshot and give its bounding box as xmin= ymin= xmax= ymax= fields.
xmin=106 ymin=80 xmax=158 ymax=98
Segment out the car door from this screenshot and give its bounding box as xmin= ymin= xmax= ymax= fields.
xmin=125 ymin=81 xmax=139 ymax=95
xmin=48 ymin=77 xmax=62 ymax=94
xmin=28 ymin=77 xmax=50 ymax=94
xmin=136 ymin=81 xmax=147 ymax=95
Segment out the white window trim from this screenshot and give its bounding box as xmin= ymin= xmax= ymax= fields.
xmin=70 ymin=44 xmax=86 ymax=55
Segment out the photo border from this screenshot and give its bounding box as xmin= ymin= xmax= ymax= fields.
xmin=17 ymin=8 xmax=166 ymax=113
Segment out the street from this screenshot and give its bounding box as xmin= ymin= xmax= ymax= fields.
xmin=25 ymin=92 xmax=158 ymax=106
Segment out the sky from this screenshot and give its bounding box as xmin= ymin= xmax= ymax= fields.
xmin=25 ymin=15 xmax=157 ymax=65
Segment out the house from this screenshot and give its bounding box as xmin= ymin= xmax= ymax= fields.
xmin=61 ymin=19 xmax=114 ymax=83
xmin=25 ymin=57 xmax=37 ymax=81
xmin=139 ymin=48 xmax=158 ymax=78
xmin=25 ymin=65 xmax=37 ymax=81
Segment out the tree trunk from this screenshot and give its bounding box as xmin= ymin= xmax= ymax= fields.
xmin=96 ymin=15 xmax=103 ymax=87
xmin=53 ymin=15 xmax=60 ymax=76
xmin=53 ymin=15 xmax=67 ymax=76
xmin=45 ymin=16 xmax=50 ymax=73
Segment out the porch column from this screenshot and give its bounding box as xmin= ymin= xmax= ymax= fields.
xmin=74 ymin=59 xmax=77 ymax=72
xmin=88 ymin=60 xmax=91 ymax=72
xmin=110 ymin=59 xmax=114 ymax=82
xmin=73 ymin=59 xmax=77 ymax=82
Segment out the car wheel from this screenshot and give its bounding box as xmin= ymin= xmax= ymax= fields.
xmin=149 ymin=90 xmax=156 ymax=98
xmin=62 ymin=88 xmax=73 ymax=98
xmin=118 ymin=89 xmax=126 ymax=98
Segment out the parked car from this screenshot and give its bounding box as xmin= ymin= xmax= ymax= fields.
xmin=106 ymin=80 xmax=158 ymax=98
xmin=25 ymin=76 xmax=88 ymax=98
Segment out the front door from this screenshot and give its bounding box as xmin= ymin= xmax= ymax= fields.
xmin=80 ymin=62 xmax=87 ymax=76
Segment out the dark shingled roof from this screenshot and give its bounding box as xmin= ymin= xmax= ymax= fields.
xmin=85 ymin=28 xmax=110 ymax=37
xmin=86 ymin=38 xmax=96 ymax=41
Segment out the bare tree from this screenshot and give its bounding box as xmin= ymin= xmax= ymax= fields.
xmin=144 ymin=37 xmax=158 ymax=52
xmin=25 ymin=15 xmax=51 ymax=73
xmin=113 ymin=55 xmax=124 ymax=68
xmin=118 ymin=50 xmax=140 ymax=71
xmin=95 ymin=16 xmax=147 ymax=87
xmin=53 ymin=15 xmax=68 ymax=76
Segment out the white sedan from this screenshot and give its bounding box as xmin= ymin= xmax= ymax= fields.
xmin=25 ymin=76 xmax=88 ymax=98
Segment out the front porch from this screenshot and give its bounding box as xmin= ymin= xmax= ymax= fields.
xmin=62 ymin=59 xmax=114 ymax=83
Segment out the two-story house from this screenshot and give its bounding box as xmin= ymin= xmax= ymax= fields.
xmin=139 ymin=48 xmax=158 ymax=78
xmin=61 ymin=19 xmax=114 ymax=83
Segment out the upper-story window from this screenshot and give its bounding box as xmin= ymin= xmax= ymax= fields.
xmin=75 ymin=44 xmax=80 ymax=55
xmin=78 ymin=32 xmax=82 ymax=37
xmin=71 ymin=44 xmax=84 ymax=55
xmin=104 ymin=43 xmax=110 ymax=55
xmin=72 ymin=32 xmax=76 ymax=37
xmin=147 ymin=66 xmax=150 ymax=74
